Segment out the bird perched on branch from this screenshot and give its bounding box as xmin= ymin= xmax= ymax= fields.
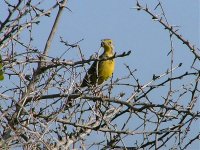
xmin=68 ymin=39 xmax=115 ymax=107
xmin=80 ymin=39 xmax=115 ymax=88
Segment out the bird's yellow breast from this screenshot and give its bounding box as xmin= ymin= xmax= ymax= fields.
xmin=97 ymin=59 xmax=115 ymax=84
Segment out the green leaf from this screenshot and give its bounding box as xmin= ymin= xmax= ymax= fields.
xmin=0 ymin=54 xmax=2 ymax=68
xmin=0 ymin=70 xmax=4 ymax=81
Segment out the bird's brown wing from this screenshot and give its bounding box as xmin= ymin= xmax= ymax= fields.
xmin=80 ymin=61 xmax=98 ymax=87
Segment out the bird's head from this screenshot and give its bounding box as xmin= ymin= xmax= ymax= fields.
xmin=101 ymin=39 xmax=114 ymax=52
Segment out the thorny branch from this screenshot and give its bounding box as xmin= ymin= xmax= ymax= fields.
xmin=133 ymin=1 xmax=200 ymax=60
